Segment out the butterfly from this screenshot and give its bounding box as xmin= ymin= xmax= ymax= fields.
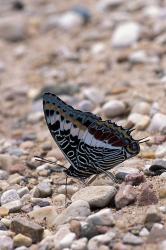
xmin=41 ymin=92 xmax=147 ymax=183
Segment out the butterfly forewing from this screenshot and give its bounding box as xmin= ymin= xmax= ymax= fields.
xmin=43 ymin=93 xmax=101 ymax=171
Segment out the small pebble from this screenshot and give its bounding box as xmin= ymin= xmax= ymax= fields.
xmin=87 ymin=208 xmax=115 ymax=226
xmin=159 ymin=186 xmax=166 ymax=199
xmin=0 ymin=170 xmax=8 ymax=180
xmin=2 ymin=200 xmax=22 ymax=213
xmin=88 ymin=232 xmax=116 ymax=250
xmin=127 ymin=113 xmax=150 ymax=130
xmin=59 ymin=232 xmax=76 ymax=249
xmin=112 ymin=22 xmax=141 ymax=48
xmin=71 ymin=237 xmax=88 ymax=250
xmin=0 ymin=236 xmax=13 ymax=250
xmin=34 ymin=181 xmax=52 ymax=198
xmin=54 ymin=200 xmax=90 ymax=226
xmin=139 ymin=227 xmax=149 ymax=237
xmin=1 ymin=189 xmax=20 ymax=205
xmin=144 ymin=206 xmax=161 ymax=229
xmin=77 ymin=100 xmax=94 ymax=112
xmin=131 ymin=101 xmax=151 ymax=115
xmin=83 ymin=88 xmax=105 ymax=104
xmin=125 ymin=172 xmax=145 ymax=185
xmin=17 ymin=187 xmax=29 ymax=198
xmin=10 ymin=218 xmax=44 ymax=243
xmin=13 ymin=233 xmax=32 ymax=247
xmin=148 ymin=113 xmax=166 ymax=133
xmin=155 ymin=143 xmax=166 ymax=158
xmin=28 ymin=206 xmax=58 ymax=227
xmin=102 ymin=100 xmax=126 ymax=118
xmin=0 ymin=207 xmax=9 ymax=216
xmin=97 ymin=0 xmax=123 ymax=11
xmin=57 ymin=185 xmax=79 ymax=195
xmin=115 ymin=183 xmax=136 ymax=209
xmin=71 ymin=186 xmax=117 ymax=208
xmin=123 ymin=232 xmax=143 ymax=245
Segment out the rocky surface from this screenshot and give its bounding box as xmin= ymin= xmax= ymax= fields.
xmin=0 ymin=0 xmax=166 ymax=249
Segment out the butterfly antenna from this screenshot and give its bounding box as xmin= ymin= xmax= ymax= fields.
xmin=34 ymin=156 xmax=57 ymax=165
xmin=137 ymin=137 xmax=150 ymax=144
xmin=34 ymin=155 xmax=67 ymax=169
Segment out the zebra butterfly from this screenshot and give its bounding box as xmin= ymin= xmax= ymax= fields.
xmin=43 ymin=92 xmax=145 ymax=181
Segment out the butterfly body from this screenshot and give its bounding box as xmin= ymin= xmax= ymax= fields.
xmin=43 ymin=92 xmax=140 ymax=180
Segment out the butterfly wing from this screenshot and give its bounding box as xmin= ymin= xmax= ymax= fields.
xmin=75 ymin=120 xmax=130 ymax=175
xmin=43 ymin=92 xmax=140 ymax=179
xmin=43 ymin=92 xmax=101 ymax=173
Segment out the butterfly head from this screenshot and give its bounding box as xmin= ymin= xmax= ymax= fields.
xmin=125 ymin=140 xmax=140 ymax=156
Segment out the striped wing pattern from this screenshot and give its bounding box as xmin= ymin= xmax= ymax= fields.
xmin=43 ymin=93 xmax=140 ymax=180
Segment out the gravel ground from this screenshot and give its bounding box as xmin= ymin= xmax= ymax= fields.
xmin=0 ymin=0 xmax=166 ymax=249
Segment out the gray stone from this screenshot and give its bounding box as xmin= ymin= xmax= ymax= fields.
xmin=8 ymin=173 xmax=24 ymax=185
xmin=53 ymin=200 xmax=90 ymax=226
xmin=71 ymin=237 xmax=88 ymax=250
xmin=127 ymin=113 xmax=150 ymax=130
xmin=1 ymin=189 xmax=20 ymax=205
xmin=77 ymin=100 xmax=94 ymax=112
xmin=10 ymin=218 xmax=44 ymax=243
xmin=83 ymin=88 xmax=105 ymax=104
xmin=52 ymin=224 xmax=73 ymax=249
xmin=147 ymin=227 xmax=166 ymax=244
xmin=115 ymin=166 xmax=140 ymax=176
xmin=112 ymin=22 xmax=141 ymax=48
xmin=28 ymin=206 xmax=58 ymax=227
xmin=45 ymin=11 xmax=84 ymax=31
xmin=139 ymin=227 xmax=149 ymax=237
xmin=160 ymin=172 xmax=166 ymax=180
xmin=115 ymin=184 xmax=136 ymax=209
xmin=0 ymin=154 xmax=13 ymax=171
xmin=123 ymin=232 xmax=143 ymax=245
xmin=87 ymin=208 xmax=115 ymax=226
xmin=59 ymin=232 xmax=76 ymax=249
xmin=0 ymin=15 xmax=28 ymax=42
xmin=149 ymin=113 xmax=166 ymax=133
xmin=71 ymin=186 xmax=117 ymax=208
xmin=129 ymin=50 xmax=148 ymax=64
xmin=160 ymin=240 xmax=166 ymax=250
xmin=88 ymin=232 xmax=116 ymax=250
xmin=17 ymin=187 xmax=29 ymax=198
xmin=102 ymin=100 xmax=126 ymax=118
xmin=34 ymin=181 xmax=52 ymax=198
xmin=144 ymin=206 xmax=161 ymax=229
xmin=2 ymin=200 xmax=22 ymax=212
xmin=13 ymin=233 xmax=32 ymax=247
xmin=27 ymin=112 xmax=43 ymax=124
xmin=38 ymin=235 xmax=55 ymax=250
xmin=97 ymin=0 xmax=124 ymax=11
xmin=0 ymin=236 xmax=13 ymax=250
xmin=155 ymin=144 xmax=166 ymax=158
xmin=15 ymin=247 xmax=28 ymax=250
xmin=57 ymin=185 xmax=79 ymax=195
xmin=8 ymin=147 xmax=24 ymax=157
xmin=0 ymin=170 xmax=8 ymax=180
xmin=131 ymin=101 xmax=151 ymax=115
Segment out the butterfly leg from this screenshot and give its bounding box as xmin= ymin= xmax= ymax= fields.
xmin=64 ymin=175 xmax=72 ymax=207
xmin=83 ymin=175 xmax=98 ymax=186
xmin=93 ymin=165 xmax=120 ymax=184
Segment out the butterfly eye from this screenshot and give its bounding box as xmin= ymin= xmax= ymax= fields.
xmin=126 ymin=141 xmax=140 ymax=154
